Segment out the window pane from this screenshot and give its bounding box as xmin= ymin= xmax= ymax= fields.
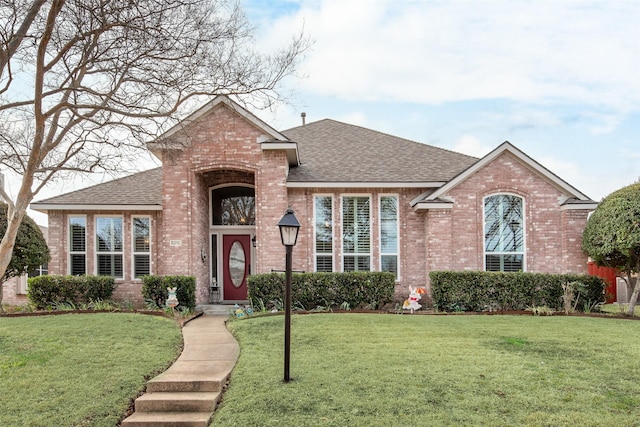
xmin=380 ymin=196 xmax=398 ymax=253
xmin=484 ymin=195 xmax=523 ymax=253
xmin=381 ymin=255 xmax=397 ymax=275
xmin=344 ymin=255 xmax=370 ymax=272
xmin=316 ymin=255 xmax=333 ymax=273
xmin=212 ymin=186 xmax=255 ymax=225
xmin=486 ymin=254 xmax=523 ymax=272
xmin=315 ymin=196 xmax=333 ymax=254
xmin=343 ymin=197 xmax=370 ymax=254
xmin=97 ymin=254 xmax=123 ymax=278
xmin=96 ymin=217 xmax=123 ymax=252
xmin=69 ymin=217 xmax=86 ymax=252
xmin=133 ymin=218 xmax=150 ymax=252
xmin=134 ymin=254 xmax=150 ymax=278
xmin=70 ymin=255 xmax=86 ymax=276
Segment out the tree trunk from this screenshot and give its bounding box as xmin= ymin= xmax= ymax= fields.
xmin=0 ymin=177 xmax=33 ymax=311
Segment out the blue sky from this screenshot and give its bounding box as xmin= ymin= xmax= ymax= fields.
xmin=15 ymin=0 xmax=640 ymax=225
xmin=241 ymin=0 xmax=639 ymax=201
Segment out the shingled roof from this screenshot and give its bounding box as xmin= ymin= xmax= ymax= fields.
xmin=283 ymin=119 xmax=478 ymax=184
xmin=31 ymin=168 xmax=163 ymax=210
xmin=31 ymin=119 xmax=481 ymax=210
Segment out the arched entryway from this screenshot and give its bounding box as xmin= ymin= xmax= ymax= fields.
xmin=209 ymin=184 xmax=255 ymax=302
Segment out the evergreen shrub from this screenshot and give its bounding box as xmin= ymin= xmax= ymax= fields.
xmin=247 ymin=271 xmax=395 ymax=311
xmin=27 ymin=275 xmax=116 ymax=309
xmin=429 ymin=271 xmax=606 ymax=312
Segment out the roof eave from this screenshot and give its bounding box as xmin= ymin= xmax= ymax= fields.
xmin=559 ymin=202 xmax=598 ymax=211
xmin=30 ymin=203 xmax=162 ymax=213
xmin=413 ymin=201 xmax=453 ymax=211
xmin=286 ymin=181 xmax=446 ymax=189
xmin=260 ymin=141 xmax=300 ymax=166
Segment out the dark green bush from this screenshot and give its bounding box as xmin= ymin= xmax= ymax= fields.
xmin=27 ymin=275 xmax=116 ymax=309
xmin=430 ymin=271 xmax=606 ymax=312
xmin=248 ymin=272 xmax=395 ymax=311
xmin=141 ymin=275 xmax=196 ymax=310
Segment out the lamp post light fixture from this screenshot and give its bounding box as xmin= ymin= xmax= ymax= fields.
xmin=277 ymin=208 xmax=300 ymax=383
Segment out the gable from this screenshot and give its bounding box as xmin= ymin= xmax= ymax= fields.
xmin=412 ymin=141 xmax=597 ymax=210
xmin=148 ymin=95 xmax=299 ymax=166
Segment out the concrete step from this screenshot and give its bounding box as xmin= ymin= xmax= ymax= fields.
xmin=197 ymin=304 xmax=236 ymax=316
xmin=121 ymin=411 xmax=213 ymax=427
xmin=146 ymin=379 xmax=222 ymax=393
xmin=146 ymin=360 xmax=235 ymax=392
xmin=134 ymin=391 xmax=220 ymax=413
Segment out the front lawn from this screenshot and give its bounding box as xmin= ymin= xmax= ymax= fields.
xmin=214 ymin=314 xmax=640 ymax=426
xmin=0 ymin=313 xmax=182 ymax=426
xmin=602 ymin=303 xmax=640 ymax=316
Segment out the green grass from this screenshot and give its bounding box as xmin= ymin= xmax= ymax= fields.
xmin=214 ymin=314 xmax=640 ymax=426
xmin=0 ymin=313 xmax=182 ymax=426
xmin=602 ymin=303 xmax=640 ymax=316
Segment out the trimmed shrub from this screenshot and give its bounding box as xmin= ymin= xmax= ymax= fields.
xmin=430 ymin=271 xmax=606 ymax=312
xmin=142 ymin=275 xmax=196 ymax=310
xmin=248 ymin=272 xmax=395 ymax=311
xmin=27 ymin=275 xmax=116 ymax=309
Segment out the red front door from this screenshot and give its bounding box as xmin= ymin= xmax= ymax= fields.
xmin=223 ymin=234 xmax=251 ymax=300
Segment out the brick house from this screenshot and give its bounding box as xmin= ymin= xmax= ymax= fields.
xmin=27 ymin=96 xmax=597 ymax=306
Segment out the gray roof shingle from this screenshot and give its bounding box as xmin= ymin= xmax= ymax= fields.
xmin=283 ymin=119 xmax=478 ymax=183
xmin=32 ymin=168 xmax=162 ymax=207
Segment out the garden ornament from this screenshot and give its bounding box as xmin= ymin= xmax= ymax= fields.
xmin=403 ymin=286 xmax=426 ymax=313
xmin=166 ymin=287 xmax=179 ymax=308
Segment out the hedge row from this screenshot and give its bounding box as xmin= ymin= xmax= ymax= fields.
xmin=142 ymin=275 xmax=196 ymax=310
xmin=247 ymin=272 xmax=396 ymax=311
xmin=28 ymin=275 xmax=116 ymax=309
xmin=430 ymin=271 xmax=606 ymax=312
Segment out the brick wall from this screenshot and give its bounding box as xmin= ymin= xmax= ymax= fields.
xmin=156 ymin=102 xmax=290 ymax=304
xmin=425 ymin=151 xmax=590 ymax=291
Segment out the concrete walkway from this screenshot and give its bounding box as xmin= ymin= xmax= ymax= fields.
xmin=122 ymin=315 xmax=239 ymax=427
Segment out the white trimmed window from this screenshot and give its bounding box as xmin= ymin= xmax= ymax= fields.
xmin=484 ymin=194 xmax=525 ymax=272
xmin=69 ymin=216 xmax=86 ymax=275
xmin=132 ymin=217 xmax=151 ymax=279
xmin=379 ymin=195 xmax=399 ymax=278
xmin=314 ymin=195 xmax=333 ymax=272
xmin=342 ymin=196 xmax=371 ymax=271
xmin=96 ymin=216 xmax=123 ymax=278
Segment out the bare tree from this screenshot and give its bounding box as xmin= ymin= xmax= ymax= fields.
xmin=0 ymin=0 xmax=307 ymax=303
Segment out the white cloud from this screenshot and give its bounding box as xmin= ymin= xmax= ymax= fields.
xmin=255 ymin=0 xmax=640 ymax=111
xmin=451 ymin=135 xmax=492 ymax=158
xmin=337 ymin=111 xmax=368 ymax=127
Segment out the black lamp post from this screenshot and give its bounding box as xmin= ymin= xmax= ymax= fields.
xmin=277 ymin=208 xmax=300 ymax=383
